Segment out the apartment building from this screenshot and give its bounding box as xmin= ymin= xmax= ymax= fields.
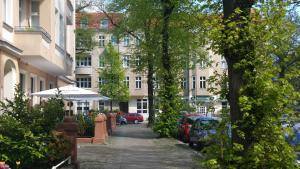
xmin=75 ymin=12 xmax=226 ymax=119
xmin=0 ymin=0 xmax=75 ymax=104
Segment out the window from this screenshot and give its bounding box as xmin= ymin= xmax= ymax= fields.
xmin=135 ymin=76 xmax=142 ymax=89
xmin=221 ymin=61 xmax=228 ymax=69
xmin=123 ymin=55 xmax=130 ymax=68
xmin=3 ymin=0 xmax=12 ymax=24
xmin=100 ymin=19 xmax=109 ymax=29
xmin=136 ymin=37 xmax=141 ymax=46
xmin=99 ymin=101 xmax=105 ymax=111
xmin=99 ymin=35 xmax=105 ymax=47
xmin=124 ymin=35 xmax=130 ymax=46
xmin=111 ymin=35 xmax=118 ymax=45
xmin=80 ymin=18 xmax=88 ymax=29
xmin=199 ymin=60 xmax=206 ymax=68
xmin=77 ymin=102 xmax=89 ymax=114
xmin=76 ymin=77 xmax=91 ymax=88
xmin=30 ymin=77 xmax=35 ymax=93
xmin=181 ymin=78 xmax=187 ymax=89
xmin=135 ymin=56 xmax=141 ymax=67
xmin=99 ymin=77 xmax=105 ymax=86
xmin=99 ymin=56 xmax=105 ymax=68
xmin=200 ymin=76 xmax=206 ymax=89
xmin=198 ymin=106 xmax=207 ymax=114
xmin=124 ymin=76 xmax=129 ymax=88
xmin=76 ymin=55 xmax=91 ymax=67
xmin=192 ymin=76 xmax=196 ymax=89
xmin=137 ymin=99 xmax=147 ymax=113
xmin=19 ymin=73 xmax=26 ymax=92
xmin=3 ymin=0 xmax=7 ymax=23
xmin=49 ymin=83 xmax=54 ymax=89
xmin=59 ymin=14 xmax=64 ymax=47
xmin=39 ymin=80 xmax=44 ymax=91
xmin=31 ymin=0 xmax=40 ymax=26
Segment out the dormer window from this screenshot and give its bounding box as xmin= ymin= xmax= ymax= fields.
xmin=100 ymin=19 xmax=109 ymax=29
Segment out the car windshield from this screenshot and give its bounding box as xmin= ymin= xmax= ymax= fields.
xmin=194 ymin=120 xmax=218 ymax=130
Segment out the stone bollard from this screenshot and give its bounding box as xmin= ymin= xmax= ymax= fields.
xmin=93 ymin=114 xmax=107 ymax=144
xmin=56 ymin=116 xmax=79 ymax=169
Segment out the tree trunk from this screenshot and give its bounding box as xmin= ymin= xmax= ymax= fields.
xmin=110 ymin=100 xmax=113 ymax=112
xmin=147 ymin=60 xmax=155 ymax=126
xmin=223 ymin=0 xmax=255 ymax=153
xmin=144 ymin=21 xmax=156 ymax=126
xmin=161 ymin=0 xmax=175 ymax=109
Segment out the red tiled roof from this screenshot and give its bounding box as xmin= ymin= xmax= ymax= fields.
xmin=76 ymin=12 xmax=122 ymax=30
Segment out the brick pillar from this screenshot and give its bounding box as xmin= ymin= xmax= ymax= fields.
xmin=56 ymin=117 xmax=79 ymax=169
xmin=93 ymin=114 xmax=107 ymax=144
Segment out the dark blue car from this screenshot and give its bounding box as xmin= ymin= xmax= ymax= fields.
xmin=189 ymin=117 xmax=219 ymax=148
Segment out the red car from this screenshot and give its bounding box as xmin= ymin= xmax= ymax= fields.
xmin=178 ymin=114 xmax=204 ymax=142
xmin=124 ymin=113 xmax=144 ymax=124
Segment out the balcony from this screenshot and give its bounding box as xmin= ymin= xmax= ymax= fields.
xmin=15 ymin=26 xmax=51 ymax=43
xmin=14 ymin=26 xmax=70 ymax=76
xmin=75 ymin=66 xmax=92 ymax=75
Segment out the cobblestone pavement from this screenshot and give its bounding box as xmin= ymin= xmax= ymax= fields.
xmin=77 ymin=123 xmax=200 ymax=169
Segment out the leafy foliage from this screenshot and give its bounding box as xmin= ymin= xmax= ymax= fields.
xmin=99 ymin=43 xmax=129 ymax=110
xmin=199 ymin=1 xmax=300 ymax=168
xmin=0 ymin=86 xmax=70 ymax=168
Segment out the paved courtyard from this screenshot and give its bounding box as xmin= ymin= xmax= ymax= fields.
xmin=77 ymin=123 xmax=200 ymax=169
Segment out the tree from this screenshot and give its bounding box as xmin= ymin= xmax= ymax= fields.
xmin=99 ymin=43 xmax=129 ymax=111
xmin=200 ymin=1 xmax=300 ymax=168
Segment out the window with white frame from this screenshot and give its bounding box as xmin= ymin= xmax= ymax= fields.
xmin=198 ymin=106 xmax=207 ymax=114
xmin=100 ymin=19 xmax=108 ymax=29
xmin=111 ymin=35 xmax=118 ymax=45
xmin=124 ymin=76 xmax=129 ymax=88
xmin=76 ymin=55 xmax=91 ymax=67
xmin=135 ymin=76 xmax=142 ymax=89
xmin=137 ymin=99 xmax=147 ymax=113
xmin=77 ymin=102 xmax=89 ymax=114
xmin=99 ymin=77 xmax=105 ymax=86
xmin=135 ymin=56 xmax=141 ymax=67
xmin=99 ymin=56 xmax=105 ymax=68
xmin=192 ymin=76 xmax=196 ymax=89
xmin=124 ymin=35 xmax=130 ymax=46
xmin=200 ymin=76 xmax=206 ymax=89
xmin=199 ymin=60 xmax=206 ymax=68
xmin=76 ymin=77 xmax=91 ymax=88
xmin=31 ymin=0 xmax=40 ymax=26
xmin=99 ymin=101 xmax=105 ymax=111
xmin=181 ymin=78 xmax=187 ymax=89
xmin=135 ymin=37 xmax=141 ymax=46
xmin=4 ymin=0 xmax=13 ymax=25
xmin=99 ymin=35 xmax=105 ymax=47
xmin=123 ymin=55 xmax=130 ymax=68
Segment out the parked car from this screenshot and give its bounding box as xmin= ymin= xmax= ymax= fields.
xmin=124 ymin=113 xmax=144 ymax=124
xmin=177 ymin=114 xmax=204 ymax=142
xmin=117 ymin=115 xmax=127 ymax=125
xmin=189 ymin=117 xmax=219 ymax=148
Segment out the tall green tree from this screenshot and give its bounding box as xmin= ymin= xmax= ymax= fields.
xmin=200 ymin=1 xmax=300 ymax=168
xmin=99 ymin=43 xmax=129 ymax=111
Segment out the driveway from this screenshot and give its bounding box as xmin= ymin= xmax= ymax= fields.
xmin=77 ymin=123 xmax=200 ymax=169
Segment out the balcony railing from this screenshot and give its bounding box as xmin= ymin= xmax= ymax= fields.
xmin=15 ymin=26 xmax=51 ymax=43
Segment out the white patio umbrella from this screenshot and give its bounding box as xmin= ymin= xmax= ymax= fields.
xmin=31 ymin=85 xmax=110 ymax=115
xmin=31 ymin=85 xmax=101 ymax=98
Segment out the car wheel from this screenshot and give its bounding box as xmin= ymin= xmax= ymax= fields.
xmin=189 ymin=142 xmax=194 ymax=147
xmin=121 ymin=121 xmax=126 ymax=125
xmin=134 ymin=119 xmax=138 ymax=124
